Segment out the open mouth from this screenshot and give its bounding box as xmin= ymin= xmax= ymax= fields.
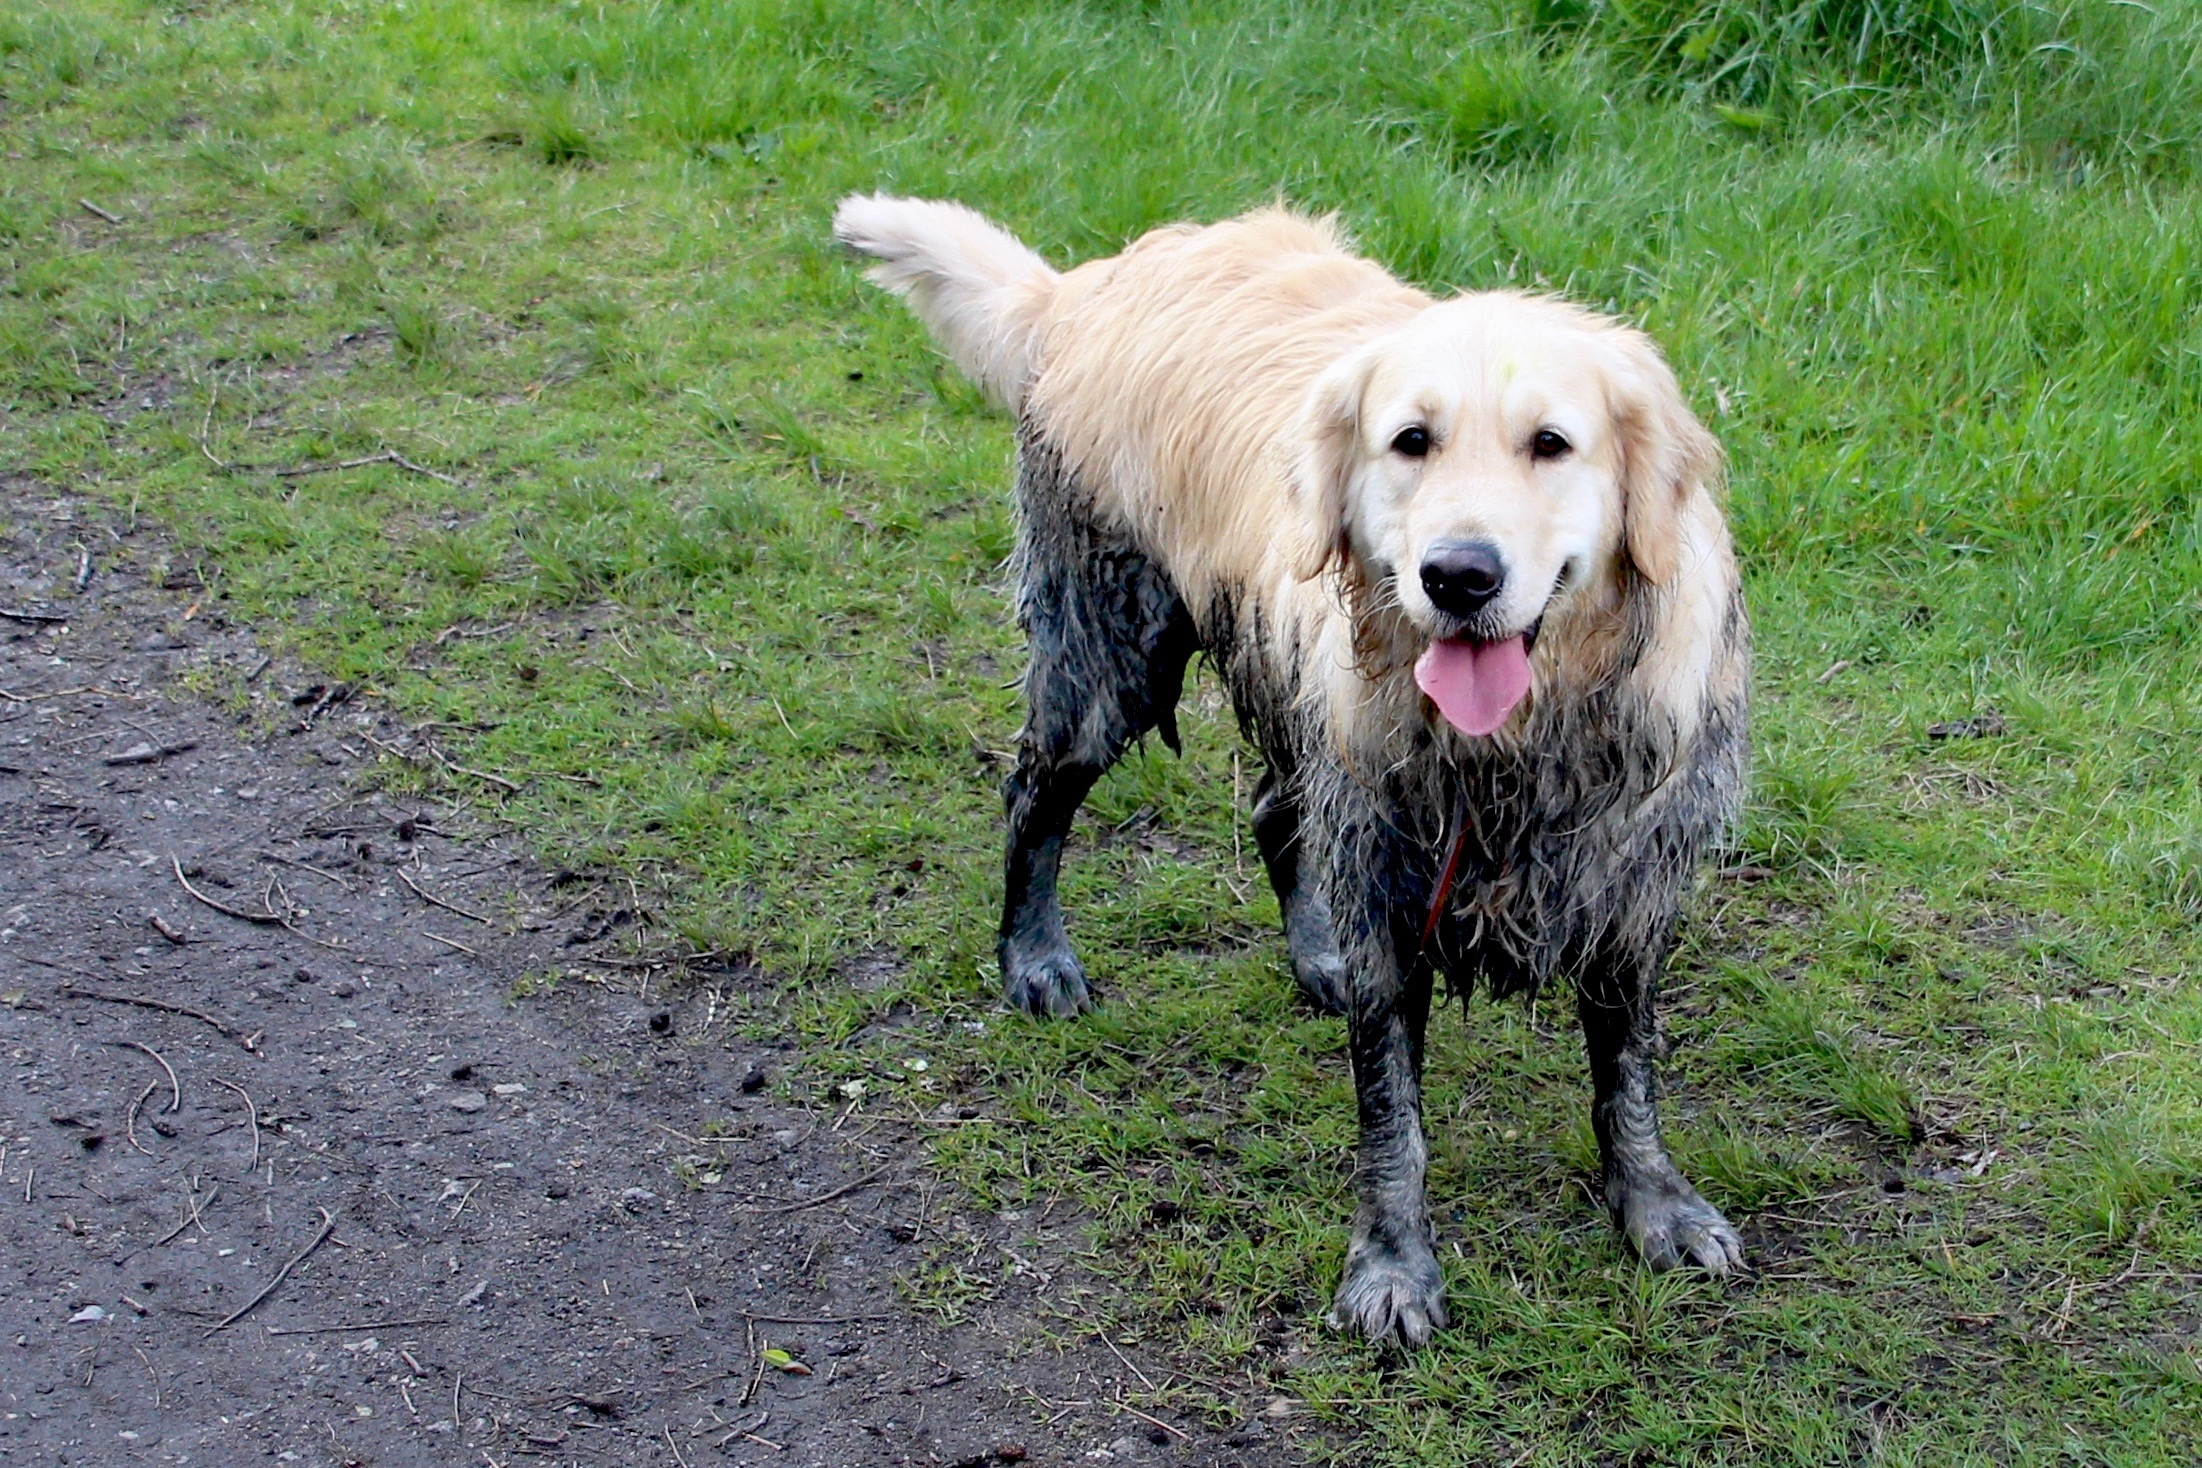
xmin=1413 ymin=616 xmax=1543 ymax=737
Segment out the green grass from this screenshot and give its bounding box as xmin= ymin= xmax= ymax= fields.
xmin=5 ymin=1 xmax=2202 ymax=1461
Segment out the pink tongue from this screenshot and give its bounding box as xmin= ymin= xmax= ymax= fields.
xmin=1414 ymin=636 xmax=1532 ymax=736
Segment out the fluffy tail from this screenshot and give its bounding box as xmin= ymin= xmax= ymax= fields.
xmin=833 ymin=194 xmax=1057 ymax=416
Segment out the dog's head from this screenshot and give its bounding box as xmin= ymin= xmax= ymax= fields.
xmin=1291 ymin=292 xmax=1720 ymax=735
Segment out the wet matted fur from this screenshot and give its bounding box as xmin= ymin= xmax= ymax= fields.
xmin=834 ymin=195 xmax=1750 ymax=1348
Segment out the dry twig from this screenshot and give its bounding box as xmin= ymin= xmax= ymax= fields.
xmin=263 ymin=1317 xmax=449 ymax=1337
xmin=206 ymin=1208 xmax=337 ymax=1335
xmin=212 ymin=1078 xmax=261 ymax=1173
xmin=114 ymin=1040 xmax=182 ymax=1113
xmin=149 ymin=1184 xmax=219 ymax=1248
xmin=57 ymin=985 xmax=259 ymax=1054
xmin=124 ymin=1081 xmax=160 ymax=1157
xmin=736 ymin=1163 xmax=896 ymax=1216
xmin=397 ymin=868 xmax=493 ymax=924
xmin=267 ymin=450 xmax=466 ymax=487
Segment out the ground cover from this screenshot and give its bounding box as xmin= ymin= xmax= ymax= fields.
xmin=4 ymin=1 xmax=2201 ymax=1461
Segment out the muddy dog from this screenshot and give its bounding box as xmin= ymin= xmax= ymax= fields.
xmin=834 ymin=196 xmax=1749 ymax=1346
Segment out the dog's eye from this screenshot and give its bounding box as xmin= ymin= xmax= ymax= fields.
xmin=1390 ymin=425 xmax=1431 ymax=458
xmin=1531 ymin=428 xmax=1571 ymax=460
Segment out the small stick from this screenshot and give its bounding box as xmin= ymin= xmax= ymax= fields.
xmin=173 ymin=854 xmax=282 ymax=925
xmin=1111 ymin=1396 xmax=1191 ymax=1442
xmin=453 ymin=1372 xmax=463 ymax=1431
xmin=148 ymin=913 xmax=189 ymax=945
xmin=663 ymin=1426 xmax=693 ymax=1468
xmin=125 ymin=1081 xmax=159 ymax=1156
xmin=263 ymin=1317 xmax=448 ymax=1337
xmin=258 ymin=850 xmax=356 ymax=891
xmin=105 ymin=739 xmax=198 ymax=766
xmin=212 ymin=1079 xmax=261 ymax=1172
xmin=78 ymin=198 xmax=124 ymax=224
xmin=739 ymin=1325 xmax=767 ymax=1408
xmin=205 ymin=1208 xmax=337 ymax=1335
xmin=72 ymin=547 xmax=93 ymax=594
xmin=133 ymin=1345 xmax=160 ymax=1409
xmin=114 ymin=1040 xmax=182 ymax=1113
xmin=396 ymin=868 xmax=492 ymax=925
xmin=423 ymin=931 xmax=479 ymax=956
xmin=0 ymin=607 xmax=68 ymax=624
xmin=57 ymin=985 xmax=258 ymax=1054
xmin=173 ymin=854 xmax=346 ymax=951
xmin=150 ymin=1184 xmax=220 ymax=1247
xmin=737 ymin=1164 xmax=895 ymax=1216
xmin=266 ymin=450 xmax=466 ymax=488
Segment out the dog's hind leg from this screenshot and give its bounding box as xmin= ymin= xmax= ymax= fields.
xmin=1000 ymin=439 xmax=1197 ymax=1017
xmin=1250 ymin=765 xmax=1347 ymax=1014
xmin=1576 ymin=949 xmax=1744 ymax=1275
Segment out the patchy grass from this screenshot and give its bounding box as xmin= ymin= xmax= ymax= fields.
xmin=5 ymin=0 xmax=2201 ymax=1461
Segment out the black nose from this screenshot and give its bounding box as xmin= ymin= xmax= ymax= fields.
xmin=1420 ymin=540 xmax=1506 ymax=619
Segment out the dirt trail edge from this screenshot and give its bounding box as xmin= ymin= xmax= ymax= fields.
xmin=0 ymin=493 xmax=1305 ymax=1468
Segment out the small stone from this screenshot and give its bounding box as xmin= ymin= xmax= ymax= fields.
xmin=492 ymin=1083 xmax=526 ymax=1096
xmin=331 ymin=980 xmax=357 ymax=998
xmin=620 ymin=1187 xmax=658 ymax=1208
xmin=70 ymin=1305 xmax=107 ymax=1323
xmin=448 ymin=1091 xmax=488 ymax=1114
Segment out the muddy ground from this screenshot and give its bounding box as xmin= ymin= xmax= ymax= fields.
xmin=0 ymin=493 xmax=1309 ymax=1467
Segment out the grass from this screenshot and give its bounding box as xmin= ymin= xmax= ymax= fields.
xmin=4 ymin=0 xmax=2201 ymax=1461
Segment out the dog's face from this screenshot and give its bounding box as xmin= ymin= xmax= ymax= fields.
xmin=1294 ymin=293 xmax=1718 ymax=733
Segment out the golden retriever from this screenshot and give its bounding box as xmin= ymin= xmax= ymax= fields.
xmin=835 ymin=196 xmax=1749 ymax=1347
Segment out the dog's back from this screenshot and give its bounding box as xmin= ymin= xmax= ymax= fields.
xmin=1028 ymin=212 xmax=1421 ymax=610
xmin=836 ymin=200 xmax=1420 ymax=618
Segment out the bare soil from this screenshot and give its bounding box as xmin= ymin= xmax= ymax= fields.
xmin=0 ymin=493 xmax=1305 ymax=1467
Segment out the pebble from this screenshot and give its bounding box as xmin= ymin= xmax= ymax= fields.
xmin=620 ymin=1187 xmax=658 ymax=1208
xmin=69 ymin=1305 xmax=107 ymax=1323
xmin=448 ymin=1090 xmax=489 ymax=1113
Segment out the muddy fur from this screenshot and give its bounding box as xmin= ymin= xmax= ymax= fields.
xmin=836 ymin=194 xmax=1752 ymax=1349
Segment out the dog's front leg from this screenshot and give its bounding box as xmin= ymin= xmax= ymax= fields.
xmin=1250 ymin=765 xmax=1348 ymax=1014
xmin=1326 ymin=884 xmax=1446 ymax=1347
xmin=1577 ymin=955 xmax=1744 ymax=1275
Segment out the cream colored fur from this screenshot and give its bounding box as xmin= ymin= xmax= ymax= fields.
xmin=837 ymin=197 xmax=1739 ymax=767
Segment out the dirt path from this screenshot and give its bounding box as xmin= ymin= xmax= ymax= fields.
xmin=0 ymin=494 xmax=1302 ymax=1467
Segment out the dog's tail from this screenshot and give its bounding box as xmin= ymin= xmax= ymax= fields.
xmin=833 ymin=194 xmax=1057 ymax=416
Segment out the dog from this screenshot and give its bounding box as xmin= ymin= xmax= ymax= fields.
xmin=834 ymin=195 xmax=1750 ymax=1346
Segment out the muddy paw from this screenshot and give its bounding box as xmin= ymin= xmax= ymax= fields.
xmin=1617 ymin=1177 xmax=1745 ymax=1275
xmin=1326 ymin=1236 xmax=1447 ymax=1347
xmin=1000 ymin=937 xmax=1093 ymax=1018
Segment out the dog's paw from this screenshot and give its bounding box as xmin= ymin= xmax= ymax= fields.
xmin=1000 ymin=939 xmax=1093 ymax=1018
xmin=1615 ymin=1176 xmax=1745 ymax=1275
xmin=1326 ymin=1236 xmax=1447 ymax=1348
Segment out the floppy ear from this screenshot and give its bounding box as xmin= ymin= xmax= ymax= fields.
xmin=1607 ymin=329 xmax=1722 ymax=587
xmin=1288 ymin=347 xmax=1378 ymax=581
